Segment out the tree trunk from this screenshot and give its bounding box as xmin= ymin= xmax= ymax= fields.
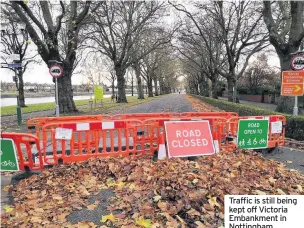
xmin=131 ymin=76 xmax=134 ymax=96
xmin=147 ymin=77 xmax=153 ymax=97
xmin=132 ymin=64 xmax=144 ymax=99
xmin=159 ymin=79 xmax=164 ymax=95
xmin=111 ymin=82 xmax=115 ymax=98
xmin=57 ymin=69 xmax=78 ymax=113
xmin=198 ymin=81 xmax=204 ymax=96
xmin=275 ymin=53 xmax=295 ymax=113
xmin=18 ymin=70 xmax=26 ymax=107
xmin=115 ymin=66 xmax=127 ymax=103
xmin=154 ymin=77 xmax=158 ymax=96
xmin=227 ymin=77 xmax=235 ymax=102
xmin=211 ymin=78 xmax=218 ymax=99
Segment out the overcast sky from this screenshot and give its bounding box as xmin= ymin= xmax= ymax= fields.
xmin=0 ymin=1 xmax=281 ymax=85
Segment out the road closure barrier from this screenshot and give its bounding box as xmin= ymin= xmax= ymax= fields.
xmin=1 ymin=112 xmax=287 ymax=171
xmin=39 ymin=119 xmax=148 ymax=165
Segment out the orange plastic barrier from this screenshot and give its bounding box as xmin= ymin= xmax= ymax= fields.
xmin=226 ymin=115 xmax=286 ymax=150
xmin=1 ymin=132 xmax=43 ymax=171
xmin=28 ymin=115 xmax=112 ymax=138
xmin=40 ymin=119 xmax=149 ymax=165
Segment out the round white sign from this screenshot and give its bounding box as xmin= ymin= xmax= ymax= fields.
xmin=290 ymin=55 xmax=304 ymax=71
xmin=49 ymin=64 xmax=64 ymax=78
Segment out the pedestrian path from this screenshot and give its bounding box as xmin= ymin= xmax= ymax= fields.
xmin=119 ymin=93 xmax=193 ymax=113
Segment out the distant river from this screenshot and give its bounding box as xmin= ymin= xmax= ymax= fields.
xmin=1 ymin=94 xmax=136 ymax=107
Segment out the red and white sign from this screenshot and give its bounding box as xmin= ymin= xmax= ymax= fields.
xmin=49 ymin=64 xmax=64 ymax=78
xmin=164 ymin=121 xmax=215 ymax=158
xmin=290 ymin=55 xmax=304 ymax=71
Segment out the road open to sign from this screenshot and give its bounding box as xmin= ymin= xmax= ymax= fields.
xmin=164 ymin=121 xmax=215 ymax=158
xmin=237 ymin=119 xmax=269 ymax=149
xmin=0 ymin=139 xmax=19 ymax=171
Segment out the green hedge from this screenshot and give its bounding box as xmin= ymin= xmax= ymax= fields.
xmin=191 ymin=95 xmax=304 ymax=141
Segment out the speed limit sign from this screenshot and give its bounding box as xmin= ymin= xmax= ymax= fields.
xmin=49 ymin=64 xmax=64 ymax=78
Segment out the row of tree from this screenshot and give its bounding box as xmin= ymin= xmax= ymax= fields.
xmin=2 ymin=1 xmax=304 ymax=114
xmin=1 ymin=1 xmax=180 ymax=112
xmin=173 ymin=1 xmax=304 ymax=113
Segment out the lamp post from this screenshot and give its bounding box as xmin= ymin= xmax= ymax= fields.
xmin=1 ymin=22 xmax=27 ymax=127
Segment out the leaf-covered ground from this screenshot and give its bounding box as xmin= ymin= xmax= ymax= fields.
xmin=2 ymin=150 xmax=304 ymax=228
xmin=185 ymin=95 xmax=223 ymax=112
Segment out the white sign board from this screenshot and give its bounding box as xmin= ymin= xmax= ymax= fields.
xmin=55 ymin=128 xmax=72 ymax=140
xmin=271 ymin=121 xmax=283 ymax=134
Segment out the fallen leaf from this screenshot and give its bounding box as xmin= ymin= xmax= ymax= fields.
xmin=233 ymin=161 xmax=242 ymax=167
xmin=87 ymin=204 xmax=97 ymax=210
xmin=100 ymin=213 xmax=116 ymax=223
xmin=153 ymin=195 xmax=162 ymax=202
xmin=157 ymin=201 xmax=168 ymax=212
xmin=286 ymin=160 xmax=293 ymax=164
xmin=115 ymin=182 xmax=125 ymax=188
xmin=208 ymin=197 xmax=220 ymax=208
xmin=192 ymin=179 xmax=199 ymax=184
xmin=268 ymin=177 xmax=276 ymax=184
xmin=3 ymin=185 xmax=12 ymax=192
xmin=3 ymin=205 xmax=14 ymax=213
xmin=254 ymin=190 xmax=267 ymax=195
xmin=129 ymin=183 xmax=136 ymax=190
xmin=136 ymin=218 xmax=152 ymax=228
xmin=52 ymin=195 xmax=62 ymax=201
xmin=297 ymin=185 xmax=303 ymax=192
xmin=277 ymin=188 xmax=286 ymax=195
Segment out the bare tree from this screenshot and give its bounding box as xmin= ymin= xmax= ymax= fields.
xmin=0 ymin=17 xmax=40 ymax=107
xmin=86 ymin=1 xmax=175 ymax=103
xmin=170 ymin=0 xmax=269 ymax=102
xmin=176 ymin=18 xmax=226 ymax=98
xmin=240 ymin=53 xmax=277 ymax=94
xmin=6 ymin=1 xmax=95 ymax=112
xmin=263 ymin=1 xmax=304 ymax=113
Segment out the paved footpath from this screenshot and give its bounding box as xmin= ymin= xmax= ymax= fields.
xmin=113 ymin=93 xmax=194 ymax=114
xmin=1 ymin=94 xmax=304 ymax=224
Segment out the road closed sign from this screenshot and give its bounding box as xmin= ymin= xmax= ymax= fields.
xmin=1 ymin=139 xmax=19 ymax=171
xmin=237 ymin=119 xmax=269 ymax=149
xmin=164 ymin=121 xmax=215 ymax=158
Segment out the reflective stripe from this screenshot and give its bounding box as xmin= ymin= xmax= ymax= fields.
xmin=102 ymin=122 xmax=115 ymax=129
xmin=76 ymin=123 xmax=90 ymax=131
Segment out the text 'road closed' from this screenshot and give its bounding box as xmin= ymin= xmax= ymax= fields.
xmin=165 ymin=121 xmax=215 ymax=158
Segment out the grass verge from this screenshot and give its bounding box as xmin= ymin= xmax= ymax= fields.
xmin=191 ymin=94 xmax=304 ymax=141
xmin=1 ymin=95 xmax=162 ymax=116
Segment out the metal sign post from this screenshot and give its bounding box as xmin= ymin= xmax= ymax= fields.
xmin=55 ymin=78 xmax=59 ymax=117
xmin=289 ymin=51 xmax=304 ymax=116
xmin=294 ymin=96 xmax=299 ymax=116
xmin=49 ymin=62 xmax=64 ymax=116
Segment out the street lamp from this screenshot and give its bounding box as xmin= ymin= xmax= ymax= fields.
xmin=1 ymin=22 xmax=28 ymax=127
